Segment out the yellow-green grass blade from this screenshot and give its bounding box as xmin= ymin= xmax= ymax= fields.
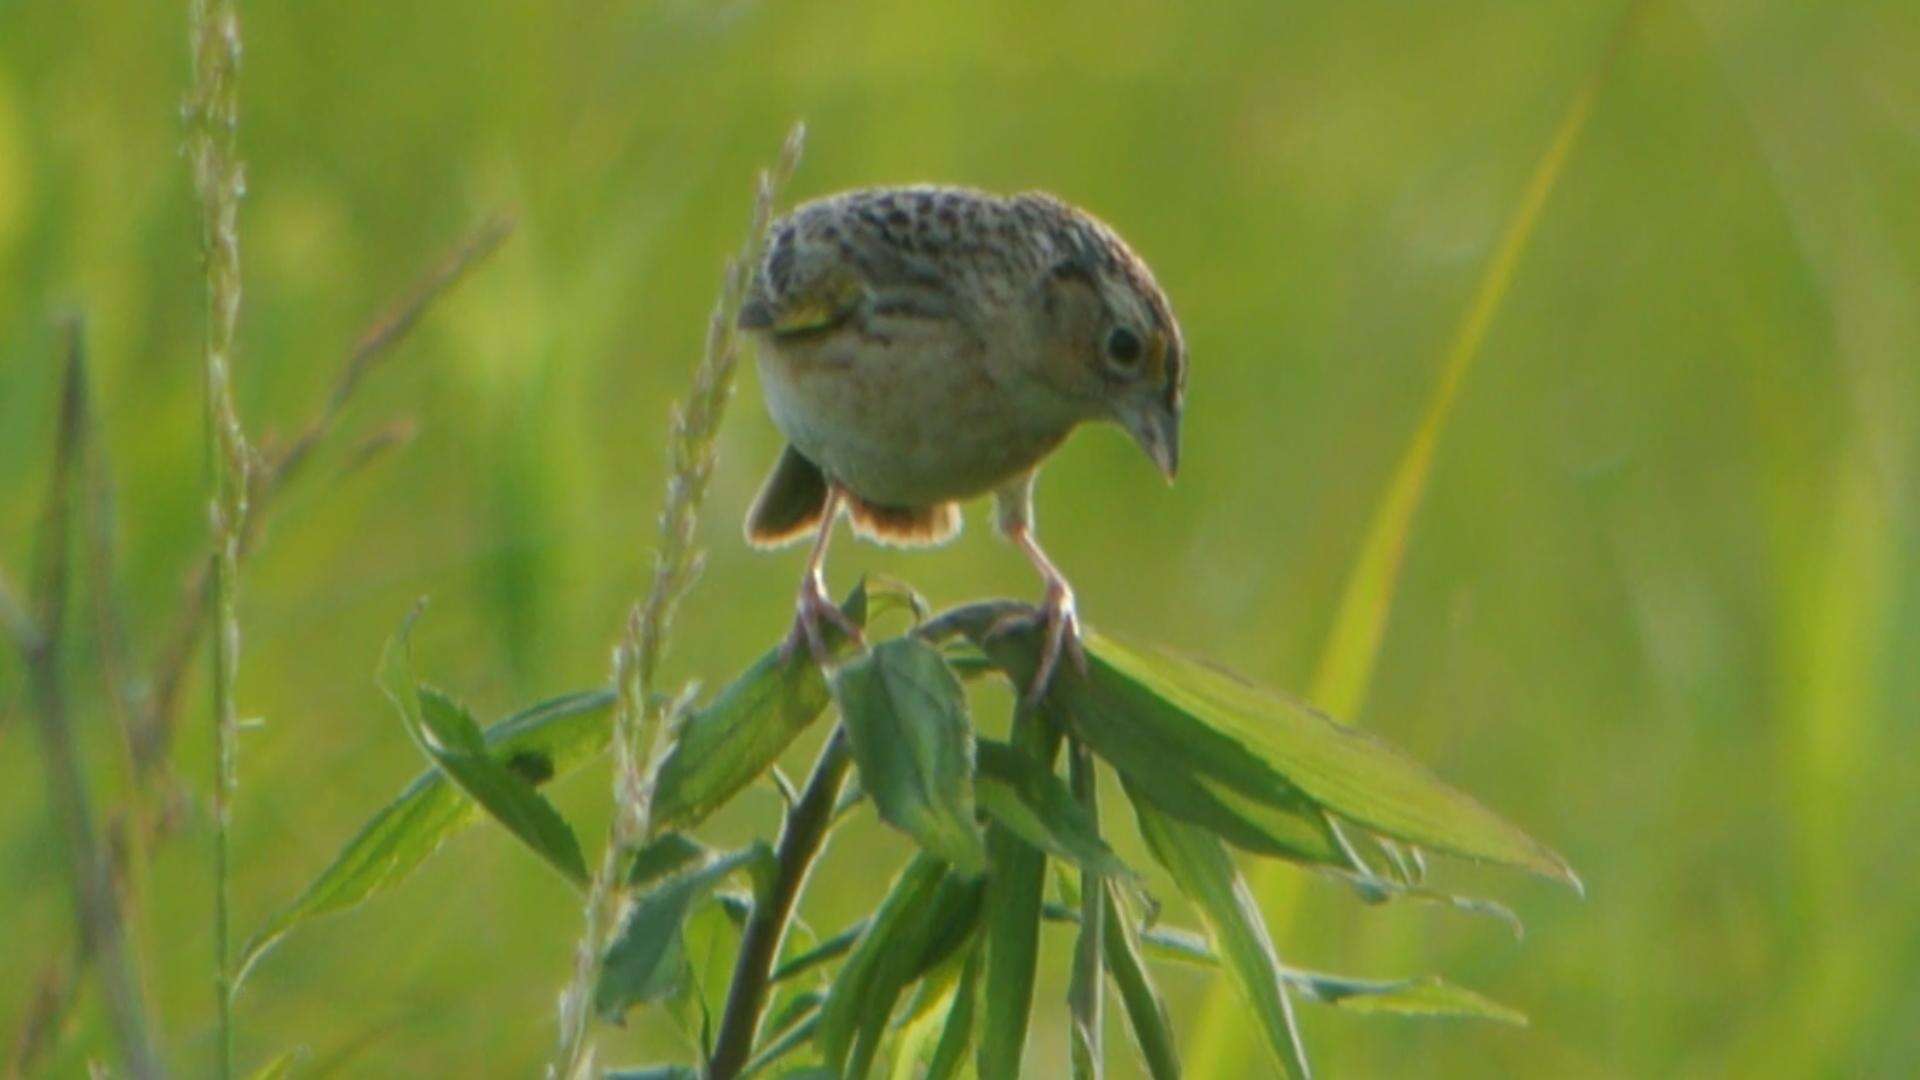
xmin=1188 ymin=7 xmax=1640 ymax=1073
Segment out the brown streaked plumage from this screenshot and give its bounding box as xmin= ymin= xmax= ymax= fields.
xmin=740 ymin=185 xmax=1185 ymax=699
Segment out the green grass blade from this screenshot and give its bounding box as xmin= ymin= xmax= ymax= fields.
xmin=1132 ymin=796 xmax=1310 ymax=1080
xmin=1100 ymin=885 xmax=1181 ymax=1080
xmin=975 ymin=710 xmax=1062 ymax=1080
xmin=925 ymin=947 xmax=981 ymax=1080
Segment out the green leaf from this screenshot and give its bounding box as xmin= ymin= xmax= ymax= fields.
xmin=1101 ymin=885 xmax=1181 ymax=1080
xmin=1133 ymin=796 xmax=1310 ymax=1080
xmin=817 ymin=853 xmax=982 ymax=1079
xmin=975 ymin=740 xmax=1133 ymax=881
xmin=834 ymin=637 xmax=987 ymax=874
xmin=1099 ymin=634 xmax=1576 ymax=886
xmin=407 ymin=684 xmax=589 ymax=887
xmin=626 ymin=831 xmax=710 ymax=889
xmin=605 ymin=1068 xmax=699 ymax=1080
xmin=957 ymin=610 xmax=1573 ymax=887
xmin=1282 ymin=970 xmax=1528 ymax=1025
xmin=925 ymin=947 xmax=980 ymax=1080
xmin=976 ymin=710 xmax=1060 ymax=1080
xmin=651 ymin=586 xmax=867 ymax=831
xmin=961 ymin=620 xmax=1343 ymax=867
xmin=596 ymin=844 xmax=775 ymax=1023
xmin=237 ymin=682 xmax=614 ymax=988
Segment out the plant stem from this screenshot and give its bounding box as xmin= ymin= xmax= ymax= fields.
xmin=17 ymin=324 xmax=166 ymax=1078
xmin=187 ymin=0 xmax=249 ymax=1071
xmin=709 ymin=725 xmax=855 ymax=1080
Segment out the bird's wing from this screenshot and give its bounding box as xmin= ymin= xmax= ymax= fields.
xmin=739 ymin=214 xmax=980 ymax=342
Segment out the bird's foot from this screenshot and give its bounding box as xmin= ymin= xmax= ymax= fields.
xmin=986 ymin=580 xmax=1087 ymax=707
xmin=780 ymin=573 xmax=866 ymax=670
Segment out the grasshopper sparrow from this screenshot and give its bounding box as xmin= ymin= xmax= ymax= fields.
xmin=739 ymin=185 xmax=1185 ymax=700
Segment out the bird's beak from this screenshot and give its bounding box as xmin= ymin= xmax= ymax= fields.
xmin=1121 ymin=402 xmax=1180 ymax=482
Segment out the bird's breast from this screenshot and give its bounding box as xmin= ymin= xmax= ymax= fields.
xmin=755 ymin=325 xmax=1074 ymax=507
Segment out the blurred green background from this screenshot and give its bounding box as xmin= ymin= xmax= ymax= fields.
xmin=3 ymin=0 xmax=1917 ymax=1075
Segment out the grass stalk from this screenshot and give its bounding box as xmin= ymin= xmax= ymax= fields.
xmin=186 ymin=0 xmax=250 ymax=1071
xmin=551 ymin=123 xmax=805 ymax=1078
xmin=137 ymin=216 xmax=514 ymax=778
xmin=15 ymin=323 xmax=166 ymax=1078
xmin=1183 ymin=5 xmax=1641 ymax=1073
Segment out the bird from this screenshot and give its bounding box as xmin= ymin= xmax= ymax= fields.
xmin=738 ymin=185 xmax=1185 ymax=701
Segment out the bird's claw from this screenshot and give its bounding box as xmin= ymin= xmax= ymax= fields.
xmin=780 ymin=575 xmax=866 ymax=670
xmin=985 ymin=582 xmax=1087 ymax=707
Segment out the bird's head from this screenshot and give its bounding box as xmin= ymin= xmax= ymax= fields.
xmin=1029 ymin=198 xmax=1186 ymax=481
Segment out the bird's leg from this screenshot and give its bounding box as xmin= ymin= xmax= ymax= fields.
xmin=783 ymin=484 xmax=865 ymax=669
xmin=994 ymin=522 xmax=1089 ymax=705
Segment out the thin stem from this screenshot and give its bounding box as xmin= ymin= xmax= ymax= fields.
xmin=709 ymin=726 xmax=855 ymax=1080
xmin=187 ymin=0 xmax=249 ymax=1070
xmin=17 ymin=324 xmax=166 ymax=1078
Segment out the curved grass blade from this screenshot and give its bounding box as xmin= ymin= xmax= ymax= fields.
xmin=237 ymin=683 xmax=613 ymax=988
xmin=925 ymin=947 xmax=981 ymax=1080
xmin=651 ymin=585 xmax=868 ymax=831
xmin=1101 ymin=885 xmax=1181 ymax=1080
xmin=817 ymin=853 xmax=982 ymax=1079
xmin=976 ymin=739 xmax=1134 ymax=880
xmin=1132 ymin=797 xmax=1310 ymax=1079
xmin=835 ymin=637 xmax=987 ymax=874
xmin=1067 ymin=743 xmax=1104 ymax=1080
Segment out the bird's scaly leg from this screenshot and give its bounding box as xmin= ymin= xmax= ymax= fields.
xmin=992 ymin=522 xmax=1089 ymax=705
xmin=783 ymin=484 xmax=865 ymax=669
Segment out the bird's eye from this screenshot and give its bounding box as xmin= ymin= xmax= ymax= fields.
xmin=1105 ymin=327 xmax=1143 ymax=369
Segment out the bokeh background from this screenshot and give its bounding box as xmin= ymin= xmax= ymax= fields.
xmin=3 ymin=0 xmax=1917 ymax=1075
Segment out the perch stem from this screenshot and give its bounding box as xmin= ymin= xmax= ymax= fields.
xmin=709 ymin=725 xmax=855 ymax=1080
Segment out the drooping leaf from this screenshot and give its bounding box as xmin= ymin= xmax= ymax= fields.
xmin=953 ymin=611 xmax=1574 ymax=887
xmin=651 ymin=585 xmax=868 ymax=831
xmin=596 ymin=844 xmax=775 ymax=1023
xmin=407 ymin=683 xmax=589 ymax=888
xmin=369 ymin=610 xmax=589 ymax=891
xmin=237 ymin=686 xmax=613 ymax=985
xmin=1132 ymin=796 xmax=1310 ymax=1079
xmin=1101 ymin=885 xmax=1181 ymax=1080
xmin=975 ymin=739 xmax=1133 ymax=881
xmin=976 ymin=709 xmax=1061 ymax=1080
xmin=834 ymin=637 xmax=987 ymax=874
xmin=817 ymin=853 xmax=982 ymax=1079
xmin=1095 ymin=633 xmax=1578 ymax=888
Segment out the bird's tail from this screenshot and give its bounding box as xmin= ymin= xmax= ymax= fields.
xmin=745 ymin=445 xmax=961 ymax=550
